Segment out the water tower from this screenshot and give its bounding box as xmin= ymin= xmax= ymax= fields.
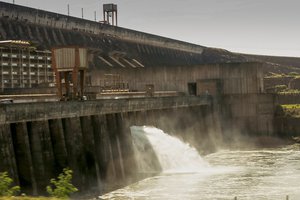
xmin=52 ymin=47 xmax=88 ymax=100
xmin=103 ymin=3 xmax=118 ymax=26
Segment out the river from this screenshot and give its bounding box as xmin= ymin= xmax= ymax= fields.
xmin=99 ymin=126 xmax=300 ymax=200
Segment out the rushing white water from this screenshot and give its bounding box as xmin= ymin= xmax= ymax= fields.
xmin=99 ymin=126 xmax=300 ymax=200
xmin=130 ymin=126 xmax=209 ymax=173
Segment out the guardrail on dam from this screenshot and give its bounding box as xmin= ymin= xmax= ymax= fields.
xmin=0 ymin=96 xmax=210 ymax=124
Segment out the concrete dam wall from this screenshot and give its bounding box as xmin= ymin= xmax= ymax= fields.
xmin=0 ymin=97 xmax=218 ymax=195
xmin=0 ymin=1 xmax=246 ymax=67
xmin=0 ymin=2 xmax=277 ymax=196
xmin=0 ymin=2 xmax=204 ymax=54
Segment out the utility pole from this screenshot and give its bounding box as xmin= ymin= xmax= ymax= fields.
xmin=81 ymin=8 xmax=84 ymax=19
xmin=67 ymin=4 xmax=70 ymax=16
xmin=94 ymin=11 xmax=97 ymax=21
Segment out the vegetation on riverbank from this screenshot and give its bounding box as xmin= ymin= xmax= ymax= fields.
xmin=280 ymin=104 xmax=300 ymax=118
xmin=46 ymin=168 xmax=78 ymax=199
xmin=265 ymin=71 xmax=300 ymax=78
xmin=278 ymin=89 xmax=300 ymax=94
xmin=0 ymin=168 xmax=77 ymax=200
xmin=272 ymin=84 xmax=300 ymax=94
xmin=264 ymin=71 xmax=300 ymax=94
xmin=0 ymin=197 xmax=60 ymax=200
xmin=0 ymin=172 xmax=20 ymax=197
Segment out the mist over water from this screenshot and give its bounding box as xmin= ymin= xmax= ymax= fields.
xmin=99 ymin=126 xmax=300 ymax=200
xmin=131 ymin=126 xmax=209 ymax=173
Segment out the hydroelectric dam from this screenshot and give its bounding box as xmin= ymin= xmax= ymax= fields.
xmin=0 ymin=2 xmax=278 ymax=197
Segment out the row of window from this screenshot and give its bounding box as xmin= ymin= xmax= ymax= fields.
xmin=0 ymin=53 xmax=51 ymax=60
xmin=1 ymin=80 xmax=53 ymax=84
xmin=1 ymin=71 xmax=54 ymax=75
xmin=0 ymin=63 xmax=52 ymax=67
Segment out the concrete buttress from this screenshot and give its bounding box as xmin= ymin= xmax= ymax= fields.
xmin=106 ymin=114 xmax=123 ymax=180
xmin=48 ymin=119 xmax=68 ymax=172
xmin=80 ymin=116 xmax=100 ymax=189
xmin=0 ymin=124 xmax=18 ymax=185
xmin=62 ymin=117 xmax=86 ymax=190
xmin=27 ymin=121 xmax=55 ymax=193
xmin=11 ymin=122 xmax=37 ymax=195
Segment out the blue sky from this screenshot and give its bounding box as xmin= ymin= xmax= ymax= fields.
xmin=3 ymin=0 xmax=300 ymax=57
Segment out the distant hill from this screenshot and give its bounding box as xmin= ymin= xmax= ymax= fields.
xmin=242 ymin=54 xmax=300 ymax=75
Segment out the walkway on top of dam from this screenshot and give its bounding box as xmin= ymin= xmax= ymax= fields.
xmin=0 ymin=96 xmax=211 ymax=124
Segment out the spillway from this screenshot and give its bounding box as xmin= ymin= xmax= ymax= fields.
xmin=131 ymin=126 xmax=209 ymax=174
xmin=100 ymin=127 xmax=300 ymax=200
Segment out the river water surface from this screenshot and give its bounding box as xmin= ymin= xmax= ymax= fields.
xmin=99 ymin=126 xmax=300 ymax=200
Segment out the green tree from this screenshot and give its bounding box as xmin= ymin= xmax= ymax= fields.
xmin=0 ymin=172 xmax=20 ymax=196
xmin=46 ymin=168 xmax=78 ymax=199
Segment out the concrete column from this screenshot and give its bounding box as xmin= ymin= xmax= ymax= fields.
xmin=106 ymin=114 xmax=123 ymax=180
xmin=211 ymin=105 xmax=223 ymax=144
xmin=145 ymin=110 xmax=159 ymax=127
xmin=202 ymin=105 xmax=218 ymax=153
xmin=172 ymin=107 xmax=189 ymax=140
xmin=48 ymin=119 xmax=68 ymax=171
xmin=114 ymin=113 xmax=126 ymax=179
xmin=27 ymin=121 xmax=45 ymax=193
xmin=62 ymin=117 xmax=86 ymax=189
xmin=187 ymin=106 xmax=207 ymax=152
xmin=115 ymin=113 xmax=137 ymax=178
xmin=91 ymin=114 xmax=105 ymax=182
xmin=11 ymin=123 xmax=37 ymax=195
xmin=155 ymin=108 xmax=175 ymax=135
xmin=91 ymin=115 xmax=112 ymax=183
xmin=80 ymin=116 xmax=100 ymax=189
xmin=0 ymin=124 xmax=18 ymax=185
xmin=134 ymin=111 xmax=147 ymax=126
xmin=152 ymin=110 xmax=159 ymax=128
xmin=126 ymin=112 xmax=136 ymax=126
xmin=27 ymin=121 xmax=55 ymax=193
xmin=193 ymin=106 xmax=206 ymax=134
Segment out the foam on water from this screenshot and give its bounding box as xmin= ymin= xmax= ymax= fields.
xmin=99 ymin=133 xmax=300 ymax=200
xmin=131 ymin=126 xmax=209 ymax=173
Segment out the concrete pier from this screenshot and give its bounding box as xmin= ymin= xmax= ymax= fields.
xmin=11 ymin=122 xmax=37 ymax=195
xmin=0 ymin=124 xmax=18 ymax=184
xmin=0 ymin=95 xmax=215 ymax=195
